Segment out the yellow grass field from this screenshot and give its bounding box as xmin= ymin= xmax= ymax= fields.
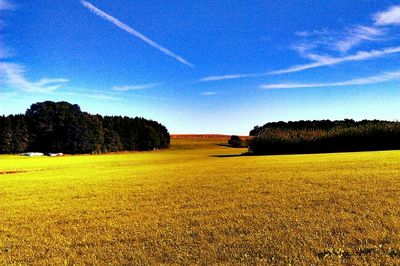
xmin=1 ymin=139 xmax=400 ymax=265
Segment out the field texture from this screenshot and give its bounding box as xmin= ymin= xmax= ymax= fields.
xmin=1 ymin=139 xmax=400 ymax=265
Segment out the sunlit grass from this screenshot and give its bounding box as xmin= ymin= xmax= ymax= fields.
xmin=1 ymin=139 xmax=400 ymax=264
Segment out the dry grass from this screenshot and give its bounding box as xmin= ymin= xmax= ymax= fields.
xmin=1 ymin=139 xmax=400 ymax=265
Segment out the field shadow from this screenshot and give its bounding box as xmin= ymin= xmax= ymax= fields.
xmin=0 ymin=170 xmax=27 ymax=175
xmin=215 ymin=144 xmax=231 ymax=147
xmin=211 ymin=154 xmax=244 ymax=158
xmin=247 ymin=147 xmax=400 ymax=156
xmin=210 ymin=151 xmax=252 ymax=158
xmin=216 ymin=144 xmax=248 ymax=148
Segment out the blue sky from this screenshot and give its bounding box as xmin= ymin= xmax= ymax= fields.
xmin=1 ymin=0 xmax=400 ymax=134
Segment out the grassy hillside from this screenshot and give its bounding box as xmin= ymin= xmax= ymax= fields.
xmin=1 ymin=139 xmax=400 ymax=264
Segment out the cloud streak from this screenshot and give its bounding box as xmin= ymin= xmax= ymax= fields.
xmin=81 ymin=1 xmax=194 ymax=68
xmin=198 ymin=73 xmax=262 ymax=82
xmin=0 ymin=63 xmax=69 ymax=93
xmin=112 ymin=83 xmax=159 ymax=91
xmin=198 ymin=46 xmax=400 ymax=82
xmin=269 ymin=46 xmax=400 ymax=74
xmin=261 ymin=70 xmax=400 ymax=89
xmin=64 ymin=91 xmax=121 ymax=101
xmin=201 ymin=91 xmax=217 ymax=96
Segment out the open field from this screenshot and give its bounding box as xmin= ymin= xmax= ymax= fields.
xmin=171 ymin=134 xmax=233 ymax=139
xmin=1 ymin=139 xmax=400 ymax=265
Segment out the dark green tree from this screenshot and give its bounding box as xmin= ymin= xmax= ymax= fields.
xmin=0 ymin=116 xmax=13 ymax=153
xmin=1 ymin=101 xmax=170 ymax=154
xmin=10 ymin=115 xmax=29 ymax=153
xmin=228 ymin=135 xmax=244 ymax=147
xmin=103 ymin=128 xmax=123 ymax=152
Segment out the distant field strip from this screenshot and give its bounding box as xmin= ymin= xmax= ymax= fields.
xmin=1 ymin=139 xmax=400 ymax=264
xmin=171 ymin=134 xmax=253 ymax=140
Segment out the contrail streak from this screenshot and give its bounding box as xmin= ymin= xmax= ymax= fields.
xmin=81 ymin=1 xmax=194 ymax=67
xmin=261 ymin=70 xmax=400 ymax=89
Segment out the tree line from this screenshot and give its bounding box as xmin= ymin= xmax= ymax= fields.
xmin=248 ymin=119 xmax=400 ymax=155
xmin=0 ymin=101 xmax=170 ymax=154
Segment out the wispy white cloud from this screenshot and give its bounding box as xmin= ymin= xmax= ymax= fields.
xmin=81 ymin=0 xmax=194 ymax=68
xmin=0 ymin=0 xmax=13 ymax=57
xmin=291 ymin=43 xmax=318 ymax=57
xmin=333 ymin=26 xmax=384 ymax=53
xmin=374 ymin=5 xmax=400 ymax=26
xmin=197 ymin=46 xmax=400 ymax=81
xmin=201 ymin=91 xmax=217 ymax=96
xmin=261 ymin=70 xmax=400 ymax=89
xmin=0 ymin=0 xmax=14 ymax=10
xmin=0 ymin=63 xmax=69 ymax=93
xmin=0 ymin=2 xmax=71 ymax=95
xmin=112 ymin=83 xmax=159 ymax=91
xmin=198 ymin=4 xmax=400 ymax=84
xmin=296 ymin=6 xmax=400 ymax=55
xmin=270 ymin=46 xmax=400 ymax=74
xmin=272 ymin=10 xmax=400 ymax=74
xmin=295 ymin=25 xmax=384 ymax=54
xmin=0 ymin=0 xmax=14 ymax=30
xmin=0 ymin=42 xmax=13 ymax=59
xmin=294 ymin=29 xmax=329 ymax=37
xmin=198 ymin=73 xmax=262 ymax=82
xmin=64 ymin=91 xmax=121 ymax=101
